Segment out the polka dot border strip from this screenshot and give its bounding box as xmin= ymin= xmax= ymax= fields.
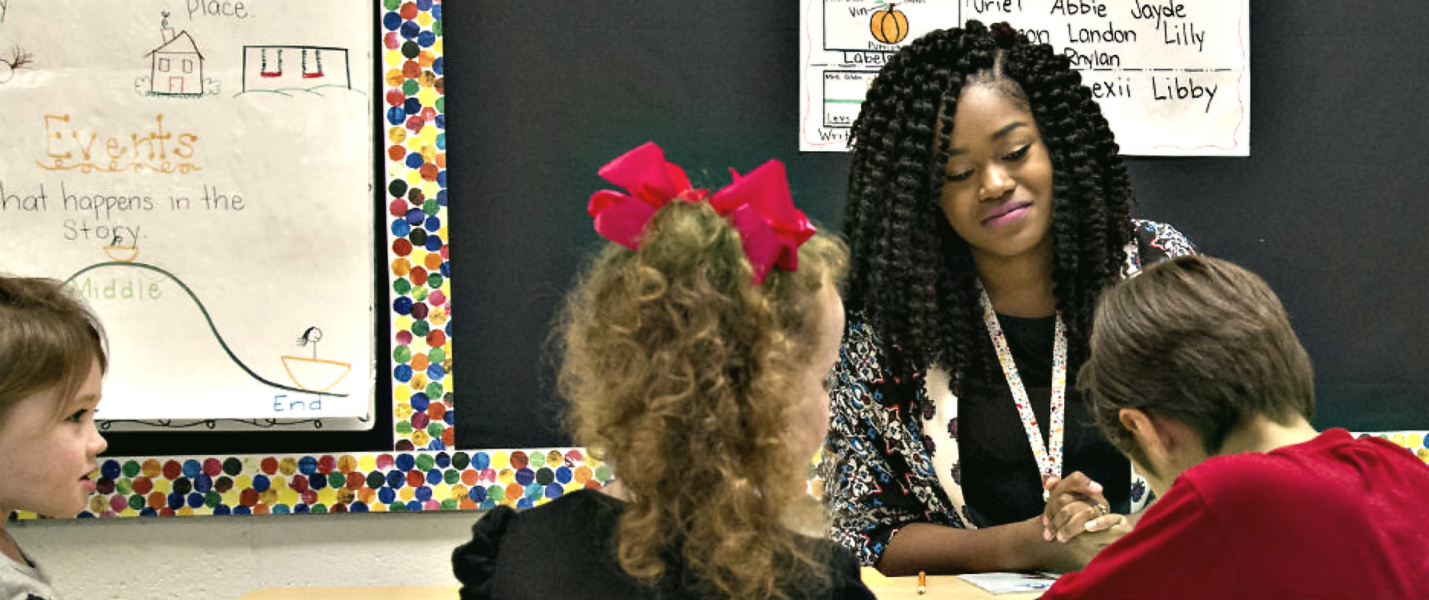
xmin=1358 ymin=431 xmax=1429 ymax=465
xmin=381 ymin=0 xmax=451 ymax=452
xmin=42 ymin=449 xmax=612 ymax=519
xmin=22 ymin=433 xmax=1421 ymax=520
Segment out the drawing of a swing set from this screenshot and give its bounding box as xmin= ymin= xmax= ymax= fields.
xmin=240 ymin=45 xmax=352 ymax=94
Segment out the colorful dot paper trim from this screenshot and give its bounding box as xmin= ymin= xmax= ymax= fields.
xmin=382 ymin=0 xmax=452 ymax=452
xmin=1365 ymin=432 xmax=1429 ymax=465
xmin=55 ymin=449 xmax=612 ymax=518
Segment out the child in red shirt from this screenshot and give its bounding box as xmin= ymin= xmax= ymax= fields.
xmin=1041 ymin=256 xmax=1429 ymax=599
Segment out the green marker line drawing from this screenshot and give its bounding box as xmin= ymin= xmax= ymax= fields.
xmin=66 ymin=261 xmax=347 ymax=398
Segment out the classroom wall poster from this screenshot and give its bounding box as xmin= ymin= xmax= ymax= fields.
xmin=799 ymin=0 xmax=1252 ymax=156
xmin=0 ymin=1 xmax=376 ymax=424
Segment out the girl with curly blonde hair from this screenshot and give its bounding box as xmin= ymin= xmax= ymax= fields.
xmin=452 ymin=143 xmax=872 ymax=600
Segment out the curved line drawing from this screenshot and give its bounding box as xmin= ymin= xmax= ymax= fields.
xmin=65 ymin=261 xmax=348 ymax=398
xmin=103 ymin=243 xmax=140 ymax=263
xmin=279 ymin=356 xmax=352 ymax=392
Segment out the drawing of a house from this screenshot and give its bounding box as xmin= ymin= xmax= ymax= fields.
xmin=147 ymin=30 xmax=204 ymax=96
xmin=242 ymin=46 xmax=351 ymax=93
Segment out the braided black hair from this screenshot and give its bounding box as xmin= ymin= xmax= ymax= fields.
xmin=844 ymin=19 xmax=1133 ymax=398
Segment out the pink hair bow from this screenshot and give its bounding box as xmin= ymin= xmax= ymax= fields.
xmin=587 ymin=142 xmax=707 ymax=250
xmin=587 ymin=142 xmax=816 ymax=285
xmin=709 ymin=160 xmax=816 ymax=284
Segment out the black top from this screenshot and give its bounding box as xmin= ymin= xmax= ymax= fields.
xmin=452 ymin=490 xmax=875 ymax=600
xmin=959 ymin=313 xmax=1131 ymax=526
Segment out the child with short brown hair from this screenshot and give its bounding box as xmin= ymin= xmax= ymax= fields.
xmin=0 ymin=276 xmax=109 ymax=600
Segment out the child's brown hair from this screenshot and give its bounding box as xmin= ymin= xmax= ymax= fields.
xmin=1079 ymin=256 xmax=1315 ymax=457
xmin=0 ymin=276 xmax=108 ymax=420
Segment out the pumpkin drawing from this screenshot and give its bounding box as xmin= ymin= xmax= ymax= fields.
xmin=870 ymin=4 xmax=909 ymax=45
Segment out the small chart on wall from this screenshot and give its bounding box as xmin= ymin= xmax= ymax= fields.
xmin=0 ymin=1 xmax=376 ymax=430
xmin=799 ymin=0 xmax=1251 ymax=155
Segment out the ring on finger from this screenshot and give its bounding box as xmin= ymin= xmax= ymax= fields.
xmin=1095 ymin=503 xmax=1109 ymax=516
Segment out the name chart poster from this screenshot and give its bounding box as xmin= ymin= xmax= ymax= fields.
xmin=0 ymin=1 xmax=376 ymax=424
xmin=800 ymin=0 xmax=1251 ymax=156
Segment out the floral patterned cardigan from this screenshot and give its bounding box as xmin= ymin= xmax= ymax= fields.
xmin=821 ymin=220 xmax=1197 ymax=566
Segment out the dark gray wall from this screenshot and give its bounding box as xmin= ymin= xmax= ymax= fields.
xmin=446 ymin=1 xmax=1429 ymax=449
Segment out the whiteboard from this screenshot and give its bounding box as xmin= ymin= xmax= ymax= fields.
xmin=799 ymin=0 xmax=1251 ymax=155
xmin=0 ymin=1 xmax=375 ymax=426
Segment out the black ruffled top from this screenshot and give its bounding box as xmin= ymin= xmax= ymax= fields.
xmin=451 ymin=489 xmax=874 ymax=600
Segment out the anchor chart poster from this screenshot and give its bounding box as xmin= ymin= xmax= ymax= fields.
xmin=800 ymin=0 xmax=1251 ymax=155
xmin=0 ymin=1 xmax=375 ymax=423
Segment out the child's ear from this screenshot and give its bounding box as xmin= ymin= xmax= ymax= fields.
xmin=1119 ymin=408 xmax=1172 ymax=464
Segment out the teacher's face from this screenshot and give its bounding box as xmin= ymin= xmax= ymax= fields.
xmin=936 ymin=84 xmax=1054 ymax=264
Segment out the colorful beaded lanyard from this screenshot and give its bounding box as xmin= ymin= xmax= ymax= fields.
xmin=977 ymin=283 xmax=1066 ymax=501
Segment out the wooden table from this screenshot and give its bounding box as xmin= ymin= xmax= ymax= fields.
xmin=235 ymin=568 xmax=1045 ymax=599
xmin=237 ymin=587 xmax=457 ymax=600
xmin=859 ymin=568 xmax=1044 ymax=599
